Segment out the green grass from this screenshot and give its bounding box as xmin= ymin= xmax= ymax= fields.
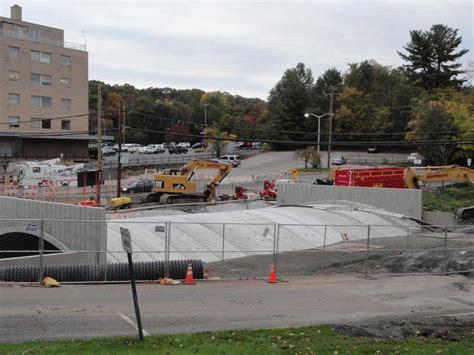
xmin=2 ymin=325 xmax=473 ymax=354
xmin=423 ymin=183 xmax=474 ymax=213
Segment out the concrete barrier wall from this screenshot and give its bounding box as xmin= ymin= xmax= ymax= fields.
xmin=278 ymin=184 xmax=422 ymax=219
xmin=422 ymin=210 xmax=455 ymax=225
xmin=0 ymin=196 xmax=106 ymax=264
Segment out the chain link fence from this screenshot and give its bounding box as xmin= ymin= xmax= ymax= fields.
xmin=0 ymin=219 xmax=473 ymax=282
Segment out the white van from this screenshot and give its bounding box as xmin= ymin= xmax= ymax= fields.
xmin=217 ymin=155 xmax=241 ymax=167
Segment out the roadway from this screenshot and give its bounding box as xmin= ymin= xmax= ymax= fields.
xmin=1 ymin=275 xmax=472 ymax=342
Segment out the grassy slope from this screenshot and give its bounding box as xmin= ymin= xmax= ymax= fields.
xmin=423 ymin=183 xmax=474 ymax=213
xmin=2 ymin=325 xmax=474 ymax=354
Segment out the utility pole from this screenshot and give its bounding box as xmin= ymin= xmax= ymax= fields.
xmin=326 ymin=87 xmax=341 ymax=169
xmin=96 ymin=84 xmax=102 ymax=204
xmin=117 ymin=105 xmax=122 ymax=198
xmin=203 ymin=103 xmax=210 ymax=127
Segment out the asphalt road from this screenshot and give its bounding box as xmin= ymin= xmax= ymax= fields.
xmin=1 ymin=275 xmax=473 ymax=343
xmin=226 ymin=150 xmax=407 ymax=182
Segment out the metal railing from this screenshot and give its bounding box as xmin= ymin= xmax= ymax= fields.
xmin=0 ymin=28 xmax=86 ymax=51
xmin=0 ymin=219 xmax=472 ymax=282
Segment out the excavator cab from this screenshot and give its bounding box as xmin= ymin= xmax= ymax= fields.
xmin=145 ymin=159 xmax=232 ymax=204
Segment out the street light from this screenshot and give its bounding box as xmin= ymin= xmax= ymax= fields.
xmin=304 ymin=112 xmax=331 ymax=153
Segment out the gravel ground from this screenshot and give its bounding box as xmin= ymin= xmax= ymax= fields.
xmin=206 ymin=233 xmax=474 ymax=279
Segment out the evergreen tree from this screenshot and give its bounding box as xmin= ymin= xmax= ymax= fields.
xmin=398 ymin=24 xmax=469 ymax=90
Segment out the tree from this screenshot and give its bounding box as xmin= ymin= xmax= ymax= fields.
xmin=335 ymin=60 xmax=413 ymax=140
xmin=407 ymin=93 xmax=460 ymax=165
xmin=398 ymin=24 xmax=469 ymax=90
xmin=265 ymin=63 xmax=315 ymax=148
xmin=295 ymin=146 xmax=321 ymax=169
xmin=203 ymin=127 xmax=237 ymax=157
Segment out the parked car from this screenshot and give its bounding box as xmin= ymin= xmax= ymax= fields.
xmin=101 ymin=146 xmax=116 ymax=157
xmin=121 ymin=143 xmax=143 ymax=153
xmin=177 ymin=142 xmax=191 ymax=148
xmin=331 ymin=156 xmax=347 ymax=165
xmin=144 ymin=144 xmax=165 ymax=154
xmin=122 ymin=179 xmax=154 ymax=194
xmin=192 ymin=142 xmax=203 ymax=149
xmin=169 ymin=146 xmax=188 ymax=154
xmin=136 ymin=146 xmax=148 ymax=154
xmin=217 ymin=155 xmax=241 ymax=167
xmin=407 ymin=152 xmax=422 ymax=164
xmin=252 ymin=142 xmax=263 ymax=149
xmin=367 ymin=147 xmax=379 ymax=153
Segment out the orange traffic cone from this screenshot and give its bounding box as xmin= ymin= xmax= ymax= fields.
xmin=267 ymin=261 xmax=277 ymax=283
xmin=184 ymin=261 xmax=196 ymax=285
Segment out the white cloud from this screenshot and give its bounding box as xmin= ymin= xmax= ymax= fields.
xmin=2 ymin=0 xmax=472 ymax=98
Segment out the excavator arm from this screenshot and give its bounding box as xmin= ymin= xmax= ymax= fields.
xmin=178 ymin=159 xmax=232 ymax=201
xmin=404 ymin=165 xmax=474 ymax=189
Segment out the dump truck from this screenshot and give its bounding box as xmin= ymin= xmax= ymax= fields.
xmin=328 ymin=165 xmax=473 ymax=189
xmin=144 ymin=159 xmax=232 ymax=204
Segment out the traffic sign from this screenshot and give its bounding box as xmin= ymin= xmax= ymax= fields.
xmin=120 ymin=227 xmax=132 ymax=254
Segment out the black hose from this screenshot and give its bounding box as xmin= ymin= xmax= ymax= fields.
xmin=0 ymin=259 xmax=203 ymax=282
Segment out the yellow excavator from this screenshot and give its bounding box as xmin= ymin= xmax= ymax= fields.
xmin=144 ymin=159 xmax=232 ymax=204
xmin=403 ymin=165 xmax=474 ymax=189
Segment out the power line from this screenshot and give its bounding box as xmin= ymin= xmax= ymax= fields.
xmin=128 ymin=110 xmax=474 ymax=137
xmin=127 ymin=126 xmax=474 ymax=147
xmin=0 ymin=113 xmax=91 ymax=126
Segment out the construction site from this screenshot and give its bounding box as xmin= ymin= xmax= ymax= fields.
xmin=1 ymin=124 xmax=473 ymax=347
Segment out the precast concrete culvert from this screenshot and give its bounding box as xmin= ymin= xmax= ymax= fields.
xmin=106 ymin=202 xmax=420 ymax=264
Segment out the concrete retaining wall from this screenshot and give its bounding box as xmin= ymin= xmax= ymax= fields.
xmin=278 ymin=184 xmax=422 ymax=219
xmin=0 ymin=196 xmax=107 ymax=264
xmin=422 ymin=210 xmax=455 ymax=225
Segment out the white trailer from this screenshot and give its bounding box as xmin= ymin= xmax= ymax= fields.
xmin=11 ymin=158 xmax=84 ymax=187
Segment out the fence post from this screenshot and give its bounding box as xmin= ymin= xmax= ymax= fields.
xmin=221 ymin=223 xmax=226 ymax=269
xmin=364 ymin=225 xmax=371 ymax=276
xmin=165 ymin=221 xmax=170 ymax=278
xmin=405 ymin=226 xmax=410 ymax=274
xmin=39 ymin=219 xmax=44 ymax=283
xmin=274 ymin=224 xmax=280 ymax=271
xmin=443 ymin=227 xmax=448 ymax=274
xmin=321 ymin=225 xmax=327 ymax=273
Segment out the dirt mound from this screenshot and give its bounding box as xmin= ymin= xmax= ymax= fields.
xmin=332 ymin=316 xmax=474 ymax=339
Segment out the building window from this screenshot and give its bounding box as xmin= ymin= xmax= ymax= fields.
xmin=32 ymin=167 xmax=41 ymax=173
xmin=60 ymin=77 xmax=71 ymax=88
xmin=31 ymin=96 xmax=52 ymax=108
xmin=61 ymin=120 xmax=71 ymax=130
xmin=8 ymin=46 xmax=19 ymax=59
xmin=8 ymin=116 xmax=20 ymax=128
xmin=31 ymin=118 xmax=51 ymax=129
xmin=42 ymin=119 xmax=51 ymax=129
xmin=31 ymin=50 xmax=51 ymax=64
xmin=61 ymin=98 xmax=71 ymax=110
xmin=30 ymin=28 xmax=40 ymax=41
xmin=61 ymin=55 xmax=71 ymax=66
xmin=31 ymin=73 xmax=52 ymax=86
xmin=31 ymin=118 xmax=41 ymax=129
xmin=8 ymin=93 xmax=20 ymax=106
xmin=9 ymin=71 xmax=20 ymax=82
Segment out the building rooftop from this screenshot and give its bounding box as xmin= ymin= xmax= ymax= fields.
xmin=0 ymin=5 xmax=86 ymax=51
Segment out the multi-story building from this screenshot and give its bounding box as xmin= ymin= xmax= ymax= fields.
xmin=0 ymin=4 xmax=89 ymax=158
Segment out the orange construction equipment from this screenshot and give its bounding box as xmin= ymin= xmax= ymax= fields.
xmin=267 ymin=261 xmax=277 ymax=283
xmin=184 ymin=261 xmax=196 ymax=285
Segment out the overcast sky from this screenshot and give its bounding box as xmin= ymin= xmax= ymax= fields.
xmin=2 ymin=0 xmax=472 ymax=99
